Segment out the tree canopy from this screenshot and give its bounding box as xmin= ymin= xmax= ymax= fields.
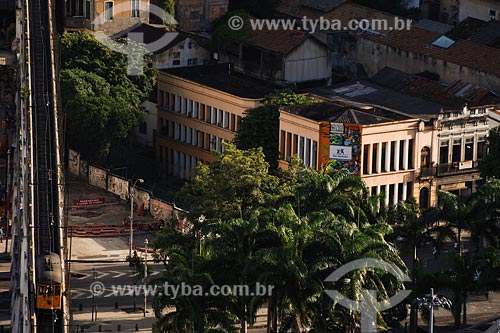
xmin=60 ymin=31 xmax=156 ymax=162
xmin=479 ymin=126 xmax=500 ymax=179
xmin=153 ymin=145 xmax=408 ymax=333
xmin=235 ymin=90 xmax=317 ymax=168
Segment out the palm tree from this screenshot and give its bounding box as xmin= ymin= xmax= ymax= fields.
xmin=204 ymin=211 xmax=282 ymax=333
xmin=425 ymin=190 xmax=472 ymax=255
xmin=468 ymin=179 xmax=500 ymax=248
xmin=151 ymin=226 xmax=237 ymax=332
xmin=391 ymin=198 xmax=452 ymax=333
xmin=434 ymin=251 xmax=483 ymax=328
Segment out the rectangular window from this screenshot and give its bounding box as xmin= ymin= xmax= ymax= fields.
xmin=490 ymin=9 xmax=497 ymax=20
xmin=477 ymin=137 xmax=487 ymax=160
xmin=399 ymin=140 xmax=405 ymax=170
xmin=408 ymin=139 xmax=414 ymax=169
xmin=131 ymin=0 xmax=139 ymax=17
xmin=390 ymin=141 xmax=396 ymax=171
xmin=104 ymin=1 xmax=113 ymax=20
xmin=381 ymin=142 xmax=387 ymax=172
xmin=372 ymin=143 xmax=378 ymax=174
xmin=452 ymin=139 xmax=461 ymax=163
xmin=312 ymin=141 xmax=317 ymax=169
xmin=85 ymin=0 xmax=91 ymax=19
xmin=439 ymin=140 xmax=449 ymax=164
xmin=77 ymin=0 xmax=84 ymax=16
xmin=464 ymin=137 xmax=474 ymax=161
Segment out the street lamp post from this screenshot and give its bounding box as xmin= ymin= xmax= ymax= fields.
xmin=143 ymin=238 xmax=148 ymax=317
xmin=416 ymin=288 xmax=452 ymax=333
xmin=129 ymin=179 xmax=144 ymax=258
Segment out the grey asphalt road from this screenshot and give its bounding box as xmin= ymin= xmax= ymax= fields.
xmin=69 ymin=261 xmax=165 ymax=310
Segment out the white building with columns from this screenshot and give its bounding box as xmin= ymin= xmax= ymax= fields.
xmin=279 ymin=98 xmax=500 ymax=208
xmin=279 ymin=99 xmax=421 ymax=207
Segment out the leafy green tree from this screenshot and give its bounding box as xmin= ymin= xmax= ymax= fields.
xmin=263 ymin=89 xmax=317 ymax=107
xmin=479 ymin=127 xmax=500 ymax=179
xmin=179 ymin=143 xmax=281 ymax=221
xmin=468 ymin=179 xmax=500 ymax=248
xmin=235 ymin=90 xmax=317 ymax=168
xmin=235 ymin=105 xmax=279 ymax=168
xmin=158 ymin=0 xmax=175 ymax=17
xmin=60 ymin=32 xmax=156 ymax=162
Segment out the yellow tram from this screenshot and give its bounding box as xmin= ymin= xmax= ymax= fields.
xmin=36 ymin=253 xmax=62 ymax=310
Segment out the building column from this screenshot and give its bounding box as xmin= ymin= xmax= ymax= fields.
xmin=298 ymin=136 xmax=303 ymax=160
xmin=403 ymin=139 xmax=409 ymax=170
xmin=395 ymin=140 xmax=400 ymax=171
xmin=310 ymin=140 xmax=315 ymax=168
xmin=376 ymin=143 xmax=382 ymax=173
xmin=393 ymin=183 xmax=399 ymax=206
xmin=367 ymin=144 xmax=372 ymax=174
xmin=384 ymin=184 xmax=390 ymax=207
xmin=402 ymin=182 xmax=408 ymax=201
xmin=385 ymin=141 xmax=391 ymax=172
xmin=283 ymin=131 xmax=288 ymax=160
xmin=222 ymin=111 xmax=227 ymax=128
xmin=376 ymin=185 xmax=381 ymax=211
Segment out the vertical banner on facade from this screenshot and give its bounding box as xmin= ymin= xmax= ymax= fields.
xmin=134 ymin=188 xmax=151 ymax=211
xmin=326 ymin=123 xmax=362 ymax=175
xmin=89 ymin=165 xmax=107 ymax=190
xmin=150 ymin=198 xmax=174 ymax=221
xmin=107 ymin=174 xmax=129 ymax=200
xmin=80 ymin=159 xmax=88 ymax=180
xmin=68 ymin=149 xmax=80 ymax=176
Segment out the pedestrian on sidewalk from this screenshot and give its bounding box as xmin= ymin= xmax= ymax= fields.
xmin=0 ymin=227 xmax=4 ymax=243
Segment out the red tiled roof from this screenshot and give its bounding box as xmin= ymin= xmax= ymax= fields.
xmin=322 ymin=2 xmax=397 ymax=27
xmin=275 ymin=0 xmax=327 ymax=19
xmin=247 ymin=28 xmax=310 ymax=54
xmin=364 ymin=26 xmax=500 ymax=78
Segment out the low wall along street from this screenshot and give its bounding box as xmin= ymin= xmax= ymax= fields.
xmin=67 ymin=148 xmax=188 ymax=234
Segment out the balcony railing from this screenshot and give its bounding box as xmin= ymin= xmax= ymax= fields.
xmin=419 ymin=166 xmax=436 ymax=178
xmin=436 ymin=161 xmax=479 ymax=177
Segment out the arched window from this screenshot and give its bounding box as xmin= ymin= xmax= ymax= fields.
xmin=419 ymin=187 xmax=429 ymax=209
xmin=420 ymin=146 xmax=430 ymax=168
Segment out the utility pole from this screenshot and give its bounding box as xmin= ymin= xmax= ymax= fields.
xmin=92 ymin=268 xmax=96 ymax=321
xmin=144 ymin=238 xmax=148 ymax=317
xmin=129 ymin=179 xmax=144 ymax=258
